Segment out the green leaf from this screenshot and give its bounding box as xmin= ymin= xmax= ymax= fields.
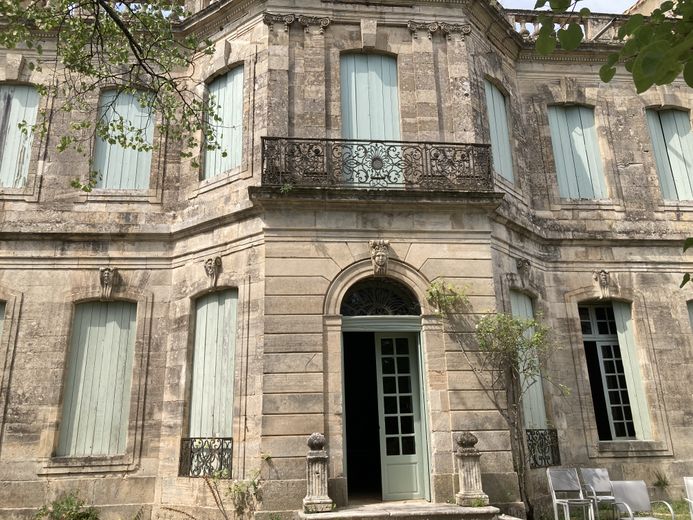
xmin=618 ymin=13 xmax=645 ymax=38
xmin=579 ymin=7 xmax=591 ymax=17
xmin=606 ymin=53 xmax=619 ymax=67
xmin=557 ymin=23 xmax=584 ymax=51
xmin=534 ymin=0 xmax=548 ymax=7
xmin=684 ymin=59 xmax=693 ymax=88
xmin=680 ymin=272 xmax=691 ymax=288
xmin=599 ymin=64 xmax=616 ymax=82
xmin=549 ymin=0 xmax=572 ymax=11
xmin=536 ymin=33 xmax=556 ymax=54
xmin=684 ymin=237 xmax=693 ymax=252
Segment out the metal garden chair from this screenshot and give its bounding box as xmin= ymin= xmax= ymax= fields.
xmin=547 ymin=468 xmax=596 ymax=520
xmin=610 ymin=480 xmax=674 ymax=520
xmin=580 ymin=468 xmax=616 ymax=517
xmin=684 ymin=477 xmax=693 ymax=519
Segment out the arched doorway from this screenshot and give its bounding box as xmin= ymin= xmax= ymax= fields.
xmin=340 ymin=277 xmax=429 ymax=502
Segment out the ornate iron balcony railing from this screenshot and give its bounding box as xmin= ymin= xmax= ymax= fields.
xmin=179 ymin=437 xmax=233 ymax=478
xmin=261 ymin=137 xmax=493 ymax=191
xmin=526 ymin=428 xmax=561 ymax=469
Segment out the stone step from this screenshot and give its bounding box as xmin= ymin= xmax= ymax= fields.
xmin=295 ymin=502 xmax=501 ymax=520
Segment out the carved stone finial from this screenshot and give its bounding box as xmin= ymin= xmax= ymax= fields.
xmin=307 ymin=432 xmax=326 ymax=451
xmin=456 ymin=431 xmax=479 ymax=453
xmin=263 ymin=13 xmax=295 ymax=31
xmin=99 ymin=267 xmax=118 ymax=300
xmin=593 ymin=269 xmax=610 ymax=299
xmin=298 ymin=15 xmax=331 ymax=34
xmin=369 ymin=240 xmax=390 ymax=276
xmin=204 ymin=257 xmax=222 ymax=287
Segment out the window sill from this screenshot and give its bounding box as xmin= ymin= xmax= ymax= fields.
xmin=550 ymin=198 xmax=624 ymax=212
xmin=38 ymin=453 xmax=138 ymax=475
xmin=595 ymin=439 xmax=671 ymax=458
xmin=190 ymin=166 xmax=249 ymax=198
xmin=0 ymin=173 xmax=41 ymax=202
xmin=85 ymin=188 xmax=161 ymax=204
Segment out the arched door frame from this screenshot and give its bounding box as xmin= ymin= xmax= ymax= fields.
xmin=323 ymin=259 xmax=443 ymax=502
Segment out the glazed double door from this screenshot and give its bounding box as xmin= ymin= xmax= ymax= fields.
xmin=374 ymin=333 xmax=426 ymax=500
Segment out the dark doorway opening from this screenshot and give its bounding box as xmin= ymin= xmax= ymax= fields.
xmin=343 ymin=331 xmax=382 ymax=502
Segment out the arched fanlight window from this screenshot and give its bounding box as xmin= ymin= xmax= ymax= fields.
xmin=340 ymin=277 xmax=420 ymax=316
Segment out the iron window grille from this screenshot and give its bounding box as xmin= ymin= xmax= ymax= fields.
xmin=179 ymin=437 xmax=233 ymax=478
xmin=526 ymin=428 xmax=561 ymax=469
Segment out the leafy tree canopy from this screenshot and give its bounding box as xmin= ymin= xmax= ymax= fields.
xmin=0 ymin=0 xmax=220 ymax=183
xmin=533 ymin=0 xmax=693 ymax=92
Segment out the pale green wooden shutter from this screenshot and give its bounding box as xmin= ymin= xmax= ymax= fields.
xmin=204 ymin=66 xmax=244 ymax=179
xmin=93 ymin=91 xmax=153 ymax=189
xmin=646 ymin=109 xmax=693 ymax=200
xmin=509 ymin=291 xmax=547 ymax=429
xmin=0 ymin=85 xmax=39 ymax=188
xmin=688 ymin=301 xmax=693 ymax=329
xmin=484 ymin=81 xmax=514 ymax=182
xmin=190 ymin=290 xmax=238 ymax=438
xmin=0 ymin=302 xmax=5 ymax=339
xmin=340 ymin=54 xmax=400 ymax=141
xmin=58 ymin=301 xmax=137 ymax=456
xmin=612 ymin=301 xmax=652 ymax=440
xmin=548 ymin=105 xmax=606 ymax=199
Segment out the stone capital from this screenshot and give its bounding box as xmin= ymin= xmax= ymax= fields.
xmin=298 ymin=15 xmax=331 ymax=34
xmin=263 ymin=13 xmax=295 ymax=31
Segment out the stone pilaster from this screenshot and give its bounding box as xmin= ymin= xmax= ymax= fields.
xmin=408 ymin=22 xmax=440 ymax=141
xmin=263 ymin=14 xmax=294 ymax=137
xmin=443 ymin=22 xmax=474 ymax=143
xmin=298 ymin=16 xmax=330 ymax=138
xmin=303 ymin=433 xmax=334 ymax=513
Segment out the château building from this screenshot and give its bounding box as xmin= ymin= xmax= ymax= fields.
xmin=0 ymin=0 xmax=692 ymax=518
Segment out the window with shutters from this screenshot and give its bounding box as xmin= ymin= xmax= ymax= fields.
xmin=57 ymin=301 xmax=137 ymax=457
xmin=92 ymin=90 xmax=154 ymax=190
xmin=181 ymin=290 xmax=238 ymax=478
xmin=204 ymin=66 xmax=244 ymax=180
xmin=0 ymin=84 xmax=39 ymax=188
xmin=579 ymin=302 xmax=651 ymax=441
xmin=548 ymin=105 xmax=606 ymax=199
xmin=646 ymin=108 xmax=693 ymax=201
xmin=484 ymin=80 xmax=514 ymax=182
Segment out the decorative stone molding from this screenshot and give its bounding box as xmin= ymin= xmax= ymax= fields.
xmin=369 ymin=240 xmax=390 ymax=276
xmin=440 ymin=22 xmax=472 ymax=41
xmin=593 ymin=269 xmax=610 ymax=299
xmin=263 ymin=13 xmax=295 ymax=31
xmin=298 ymin=15 xmax=331 ymax=34
xmin=204 ymin=256 xmax=222 ymax=287
xmin=516 ymin=257 xmax=531 ymax=280
xmin=99 ymin=267 xmax=118 ymax=300
xmin=303 ymin=433 xmax=333 ymax=513
xmin=361 ymin=18 xmax=377 ymax=48
xmin=455 ymin=431 xmax=489 ymax=506
xmin=408 ymin=21 xmax=471 ymax=40
xmin=407 ymin=21 xmax=439 ymax=39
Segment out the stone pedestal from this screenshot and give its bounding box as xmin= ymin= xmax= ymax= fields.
xmin=303 ymin=432 xmax=334 ymax=513
xmin=455 ymin=432 xmax=489 ymax=507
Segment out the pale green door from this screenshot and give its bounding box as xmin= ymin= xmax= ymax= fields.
xmin=375 ymin=333 xmax=425 ymax=500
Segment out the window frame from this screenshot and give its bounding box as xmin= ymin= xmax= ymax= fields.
xmin=484 ymin=78 xmax=515 ymax=183
xmin=83 ymin=88 xmax=164 ymax=203
xmin=0 ymin=82 xmax=44 ymax=201
xmin=645 ymin=107 xmax=693 ymax=201
xmin=41 ymin=288 xmax=153 ymax=475
xmin=547 ymin=104 xmax=608 ymax=200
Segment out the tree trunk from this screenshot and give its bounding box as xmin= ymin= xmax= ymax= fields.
xmin=506 ymin=369 xmax=534 ymax=520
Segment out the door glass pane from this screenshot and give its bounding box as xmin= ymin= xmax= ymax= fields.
xmin=383 ymin=376 xmax=396 ymax=394
xmin=395 ymin=338 xmax=409 ymax=354
xmin=396 ymin=356 xmax=410 ymax=373
xmin=384 ymin=396 xmax=398 ymax=414
xmin=382 ymin=357 xmax=395 ymax=374
xmin=385 ymin=416 xmax=399 ymax=434
xmin=401 ymin=436 xmax=415 ymax=455
xmin=386 ymin=437 xmax=400 ymax=456
xmin=398 ymin=376 xmax=411 ymax=393
xmin=400 ymin=416 xmax=414 ymax=434
xmin=399 ymin=396 xmax=413 ymax=414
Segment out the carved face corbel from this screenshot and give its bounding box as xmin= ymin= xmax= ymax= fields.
xmin=593 ymin=269 xmax=610 ymax=299
xmin=204 ymin=257 xmax=222 ymax=287
xmin=99 ymin=267 xmax=118 ymax=300
xmin=369 ymin=240 xmax=390 ymax=276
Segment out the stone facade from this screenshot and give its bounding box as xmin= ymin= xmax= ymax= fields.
xmin=0 ymin=0 xmax=692 ymax=518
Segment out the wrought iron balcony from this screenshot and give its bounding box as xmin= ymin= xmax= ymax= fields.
xmin=261 ymin=137 xmax=493 ymax=191
xmin=179 ymin=437 xmax=233 ymax=478
xmin=526 ymin=428 xmax=561 ymax=469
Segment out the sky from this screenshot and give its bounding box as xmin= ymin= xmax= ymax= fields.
xmin=499 ymin=0 xmax=637 ymax=13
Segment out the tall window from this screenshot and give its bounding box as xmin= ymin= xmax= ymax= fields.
xmin=58 ymin=301 xmax=137 ymax=456
xmin=509 ymin=291 xmax=547 ymax=429
xmin=548 ymin=105 xmax=606 ymax=199
xmin=484 ymin=80 xmax=514 ymax=182
xmin=341 ymin=54 xmax=400 ymax=141
xmin=92 ymin=90 xmax=154 ymax=189
xmin=204 ymin=66 xmax=244 ymax=179
xmin=646 ymin=109 xmax=693 ymax=200
xmin=0 ymin=84 xmax=39 ymax=188
xmin=189 ymin=290 xmax=238 ymax=438
xmin=579 ymin=302 xmax=651 ymax=441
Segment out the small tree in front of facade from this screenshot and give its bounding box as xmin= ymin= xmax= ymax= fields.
xmin=427 ymin=281 xmax=562 ymax=520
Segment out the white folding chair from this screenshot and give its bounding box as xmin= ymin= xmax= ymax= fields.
xmin=580 ymin=468 xmax=615 ymax=517
xmin=610 ymin=480 xmax=674 ymax=520
xmin=547 ymin=468 xmax=595 ymax=520
xmin=684 ymin=477 xmax=693 ymax=519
